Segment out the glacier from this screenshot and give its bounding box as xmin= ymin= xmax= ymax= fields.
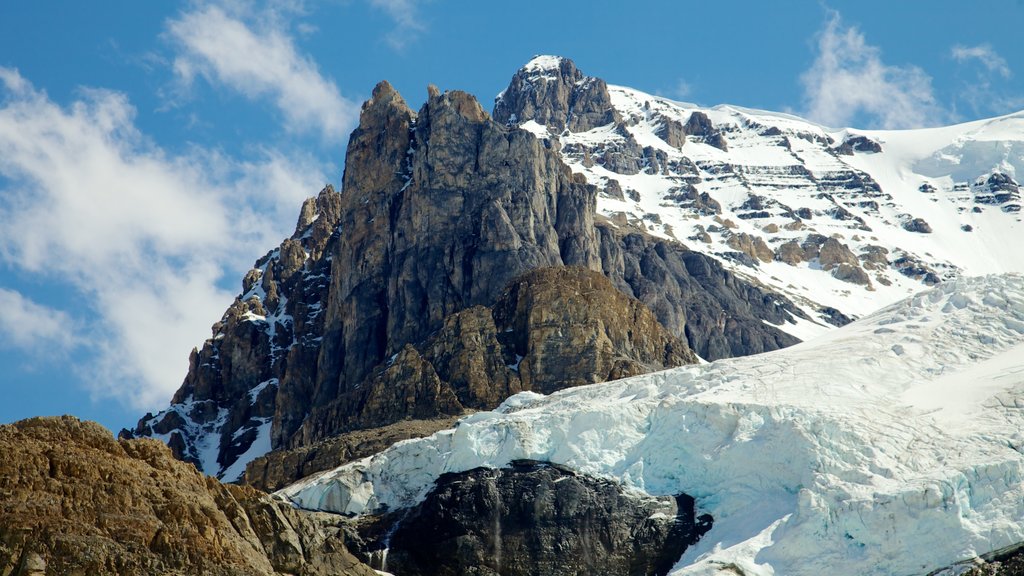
xmin=282 ymin=274 xmax=1024 ymax=575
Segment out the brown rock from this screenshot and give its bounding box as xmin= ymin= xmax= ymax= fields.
xmin=243 ymin=417 xmax=462 ymax=492
xmin=655 ymin=115 xmax=686 ymax=148
xmin=0 ymin=416 xmax=374 ymax=576
xmin=833 ymin=263 xmax=872 ymax=286
xmin=493 ymin=267 xmax=697 ymax=394
xmin=776 ymin=240 xmax=805 ymax=265
xmin=726 ymin=232 xmax=774 ymax=263
xmin=818 ymin=237 xmax=860 ymax=270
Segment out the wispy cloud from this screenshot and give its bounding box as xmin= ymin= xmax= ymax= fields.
xmin=0 ymin=68 xmax=327 ymax=410
xmin=167 ymin=2 xmax=358 ymax=141
xmin=800 ymin=12 xmax=945 ymax=129
xmin=0 ymin=288 xmax=76 ymax=353
xmin=370 ymin=0 xmax=427 ymax=51
xmin=952 ymin=44 xmax=1011 ymax=78
xmin=672 ymin=78 xmax=692 ymax=100
xmin=950 ymin=43 xmax=1018 ymax=118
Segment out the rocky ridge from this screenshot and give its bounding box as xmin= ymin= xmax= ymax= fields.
xmin=0 ymin=416 xmax=374 ymax=576
xmin=127 ymin=62 xmax=809 ymax=482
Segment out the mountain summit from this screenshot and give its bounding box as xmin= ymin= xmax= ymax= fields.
xmin=125 ymin=58 xmax=804 ymax=483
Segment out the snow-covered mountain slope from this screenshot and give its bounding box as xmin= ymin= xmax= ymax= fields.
xmin=282 ymin=273 xmax=1024 ymax=575
xmin=500 ymin=56 xmax=1024 ymax=335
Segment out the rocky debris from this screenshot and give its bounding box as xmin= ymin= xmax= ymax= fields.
xmin=778 ymin=235 xmax=868 ymax=288
xmin=352 ymin=460 xmax=712 ymax=576
xmin=244 ymin=417 xmax=461 ymax=492
xmin=493 ymin=56 xmax=619 ymax=133
xmin=919 ymin=183 xmax=937 ymax=194
xmin=684 ymin=111 xmax=728 ymax=151
xmin=726 ymin=232 xmax=774 ymax=263
xmin=962 ymin=224 xmax=974 ymax=232
xmin=960 ymin=545 xmax=1024 ymax=575
xmin=835 ymin=134 xmax=882 ymax=155
xmin=902 ymin=216 xmax=933 ymax=233
xmin=0 ymin=416 xmax=374 ymax=576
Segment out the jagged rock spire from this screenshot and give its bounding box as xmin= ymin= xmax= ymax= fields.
xmin=493 ymin=55 xmax=620 ymax=133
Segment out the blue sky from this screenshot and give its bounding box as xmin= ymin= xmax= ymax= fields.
xmin=1 ymin=0 xmax=1023 ymax=434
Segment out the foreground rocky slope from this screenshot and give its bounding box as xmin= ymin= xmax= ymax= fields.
xmin=0 ymin=416 xmax=373 ymax=576
xmin=127 ymin=64 xmax=807 ymax=481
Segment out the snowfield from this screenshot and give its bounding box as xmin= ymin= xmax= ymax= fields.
xmin=282 ymin=274 xmax=1024 ymax=575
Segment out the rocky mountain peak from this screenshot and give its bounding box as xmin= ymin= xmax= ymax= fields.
xmin=493 ymin=55 xmax=619 ymax=133
xmin=127 ymin=66 xmax=812 ymax=483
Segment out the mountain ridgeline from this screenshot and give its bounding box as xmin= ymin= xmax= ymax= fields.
xmin=124 ymin=58 xmax=812 ymax=484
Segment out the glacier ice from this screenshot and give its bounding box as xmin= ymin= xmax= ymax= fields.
xmin=282 ymin=274 xmax=1024 ymax=575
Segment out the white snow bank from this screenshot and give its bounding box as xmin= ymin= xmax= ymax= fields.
xmin=282 ymin=274 xmax=1024 ymax=575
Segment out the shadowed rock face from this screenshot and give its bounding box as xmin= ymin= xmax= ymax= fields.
xmin=246 ymin=265 xmax=697 ymax=490
xmin=351 ymin=460 xmax=712 ymax=576
xmin=0 ymin=416 xmax=374 ymax=576
xmin=127 ymin=61 xmax=806 ymax=481
xmin=292 ymin=265 xmax=697 ymax=448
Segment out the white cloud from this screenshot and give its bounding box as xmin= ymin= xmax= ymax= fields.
xmin=952 ymin=44 xmax=1011 ymax=78
xmin=673 ymin=79 xmax=693 ymax=100
xmin=167 ymin=2 xmax=358 ymax=141
xmin=800 ymin=12 xmax=945 ymax=129
xmin=370 ymin=0 xmax=426 ymax=51
xmin=0 ymin=68 xmax=327 ymax=410
xmin=0 ymin=288 xmax=76 ymax=353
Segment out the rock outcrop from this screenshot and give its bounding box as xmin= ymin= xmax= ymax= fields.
xmin=0 ymin=416 xmax=374 ymax=576
xmin=243 ymin=417 xmax=462 ymax=492
xmin=350 ymin=460 xmax=712 ymax=576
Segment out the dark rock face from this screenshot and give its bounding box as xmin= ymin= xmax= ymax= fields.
xmin=684 ymin=112 xmax=728 ymax=151
xmin=596 ymin=225 xmax=803 ymax=361
xmin=493 ymin=56 xmax=619 ymax=133
xmin=974 ymin=172 xmax=1021 ymax=212
xmin=902 ymin=217 xmax=933 ymax=234
xmin=836 ymin=135 xmax=882 ymax=155
xmin=358 ymin=461 xmax=712 ymax=576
